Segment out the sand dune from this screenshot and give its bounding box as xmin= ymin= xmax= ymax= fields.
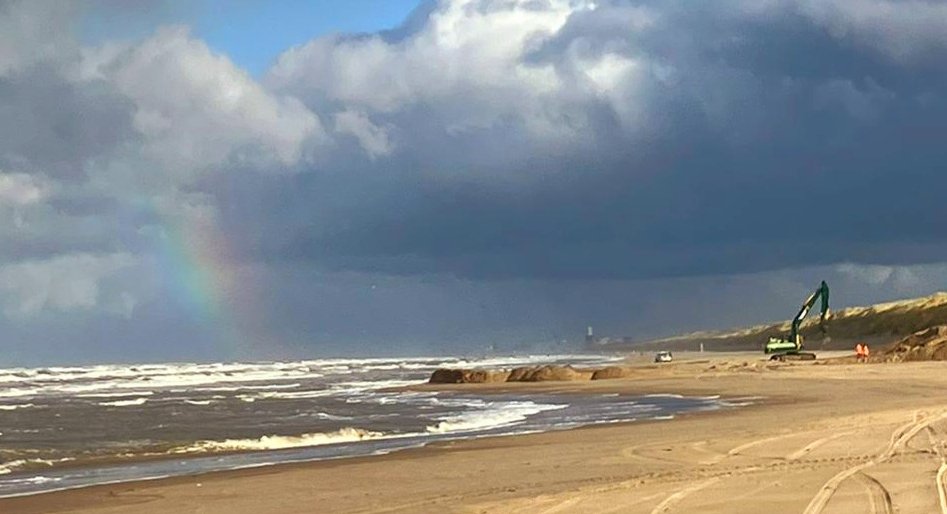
xmin=611 ymin=292 xmax=947 ymax=352
xmin=881 ymin=325 xmax=947 ymax=362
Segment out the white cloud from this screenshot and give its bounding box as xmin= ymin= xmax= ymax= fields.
xmin=836 ymin=262 xmax=894 ymax=285
xmin=0 ymin=172 xmax=48 ymax=206
xmin=268 ymin=0 xmax=582 ymax=110
xmin=835 ymin=262 xmax=926 ymax=294
xmin=334 ymin=110 xmax=394 ymax=159
xmin=0 ymin=253 xmax=138 ymax=317
xmin=267 ymin=0 xmax=626 ymax=150
xmin=99 ymin=26 xmax=324 ymax=175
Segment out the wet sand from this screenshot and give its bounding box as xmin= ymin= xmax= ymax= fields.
xmin=5 ymin=352 xmax=947 ymax=513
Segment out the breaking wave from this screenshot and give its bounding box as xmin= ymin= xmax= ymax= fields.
xmin=173 ymin=427 xmax=385 ymax=453
xmin=426 ymin=401 xmax=567 ymax=434
xmin=97 ymin=398 xmax=148 ymax=407
xmin=0 ymin=458 xmax=75 ymax=476
xmin=0 ymin=403 xmax=35 ymax=411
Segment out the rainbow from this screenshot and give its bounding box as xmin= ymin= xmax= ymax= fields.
xmin=147 ymin=201 xmax=286 ymax=361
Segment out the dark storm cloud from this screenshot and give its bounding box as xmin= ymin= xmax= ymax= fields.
xmin=0 ymin=66 xmax=136 ymax=179
xmin=6 ymin=0 xmax=947 ymax=366
xmin=259 ymin=0 xmax=947 ymax=280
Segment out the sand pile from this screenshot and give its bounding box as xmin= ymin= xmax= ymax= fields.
xmin=881 ymin=325 xmax=947 ymax=362
xmin=428 ymin=369 xmax=512 ymax=384
xmin=590 ymin=366 xmax=635 ymax=380
xmin=507 ymin=365 xmax=593 ymax=382
xmin=429 ymin=365 xmax=634 ymax=384
xmin=705 ymin=361 xmax=770 ymax=372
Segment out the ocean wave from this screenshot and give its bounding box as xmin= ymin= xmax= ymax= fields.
xmin=1 ymin=476 xmax=62 ymax=486
xmin=0 ymin=354 xmax=622 ymax=403
xmin=0 ymin=403 xmax=35 ymax=411
xmin=189 ymin=383 xmax=304 ymax=393
xmin=331 ymin=379 xmax=423 ymax=397
xmin=77 ymin=391 xmax=155 ymax=398
xmin=314 ymin=412 xmax=353 ymax=421
xmin=426 ymin=401 xmax=568 ymax=434
xmin=183 ymin=400 xmax=213 ymax=406
xmin=98 ymin=398 xmax=148 ymax=407
xmin=261 ymin=390 xmax=334 ymax=400
xmin=173 ymin=427 xmax=385 ymax=453
xmin=0 ymin=388 xmax=40 ymax=399
xmin=236 ymin=389 xmax=334 ymax=401
xmin=0 ymin=458 xmax=75 ymax=475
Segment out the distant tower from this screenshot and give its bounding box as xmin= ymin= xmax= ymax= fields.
xmin=585 ymin=326 xmax=595 ymax=345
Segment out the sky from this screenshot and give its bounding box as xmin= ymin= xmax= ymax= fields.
xmin=2 ymin=0 xmax=947 ymax=366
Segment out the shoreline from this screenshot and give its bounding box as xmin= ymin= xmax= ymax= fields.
xmin=0 ymin=407 xmax=736 ymax=499
xmin=0 ymin=380 xmax=745 ymax=499
xmin=5 ymin=354 xmax=947 ymax=513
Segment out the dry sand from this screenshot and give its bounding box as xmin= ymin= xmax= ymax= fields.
xmin=5 ymin=352 xmax=947 ymax=514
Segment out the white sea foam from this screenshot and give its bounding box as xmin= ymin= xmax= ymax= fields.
xmin=174 ymin=427 xmax=385 ymax=453
xmin=258 ymin=390 xmax=334 ymax=400
xmin=2 ymin=476 xmax=62 ymax=485
xmin=0 ymin=403 xmax=35 ymax=411
xmin=77 ymin=392 xmax=155 ymax=398
xmin=183 ymin=400 xmax=212 ymax=406
xmin=0 ymin=388 xmax=41 ymax=399
xmin=98 ymin=398 xmax=148 ymax=407
xmin=314 ymin=412 xmax=353 ymax=421
xmin=426 ymin=401 xmax=568 ymax=434
xmin=0 ymin=458 xmax=74 ymax=475
xmin=0 ymin=354 xmax=621 ymax=402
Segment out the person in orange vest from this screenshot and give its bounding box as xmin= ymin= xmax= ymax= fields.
xmin=855 ymin=343 xmax=865 ymax=363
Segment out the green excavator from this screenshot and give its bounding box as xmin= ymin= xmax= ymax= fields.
xmin=764 ymin=281 xmax=830 ymax=361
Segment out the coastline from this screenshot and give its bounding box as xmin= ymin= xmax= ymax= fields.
xmin=5 ymin=353 xmax=947 ymax=513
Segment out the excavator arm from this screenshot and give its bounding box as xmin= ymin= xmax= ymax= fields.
xmin=765 ymin=281 xmax=830 ymax=358
xmin=789 ymin=280 xmax=830 ymax=343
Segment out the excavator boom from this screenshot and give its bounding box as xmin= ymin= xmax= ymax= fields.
xmin=765 ymin=281 xmax=829 ymax=358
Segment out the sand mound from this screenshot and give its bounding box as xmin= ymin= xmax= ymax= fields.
xmin=429 ymin=365 xmax=624 ymax=384
xmin=428 ymin=369 xmax=511 ymax=384
xmin=881 ymin=325 xmax=947 ymax=362
xmin=512 ymin=365 xmax=593 ymax=382
xmin=590 ymin=366 xmax=634 ymax=380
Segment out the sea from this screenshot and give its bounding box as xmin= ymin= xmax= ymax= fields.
xmin=0 ymin=353 xmax=753 ymax=497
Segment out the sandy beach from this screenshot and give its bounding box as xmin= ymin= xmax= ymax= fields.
xmin=4 ymin=352 xmax=947 ymax=513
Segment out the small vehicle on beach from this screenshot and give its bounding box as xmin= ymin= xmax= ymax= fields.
xmin=654 ymin=351 xmax=673 ymax=363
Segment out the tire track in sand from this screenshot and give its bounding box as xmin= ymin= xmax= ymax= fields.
xmin=535 ymin=497 xmax=580 ymax=514
xmin=648 ymin=477 xmax=719 ymax=514
xmin=726 ymin=433 xmax=797 ymax=457
xmin=854 ymin=471 xmax=893 ymax=514
xmin=803 ymin=411 xmax=947 ymax=514
xmin=785 ymin=431 xmax=855 ymax=461
xmin=927 ymin=423 xmax=947 ymax=514
xmin=637 ymin=429 xmax=855 ymax=512
xmin=936 ymin=462 xmax=947 ymax=514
